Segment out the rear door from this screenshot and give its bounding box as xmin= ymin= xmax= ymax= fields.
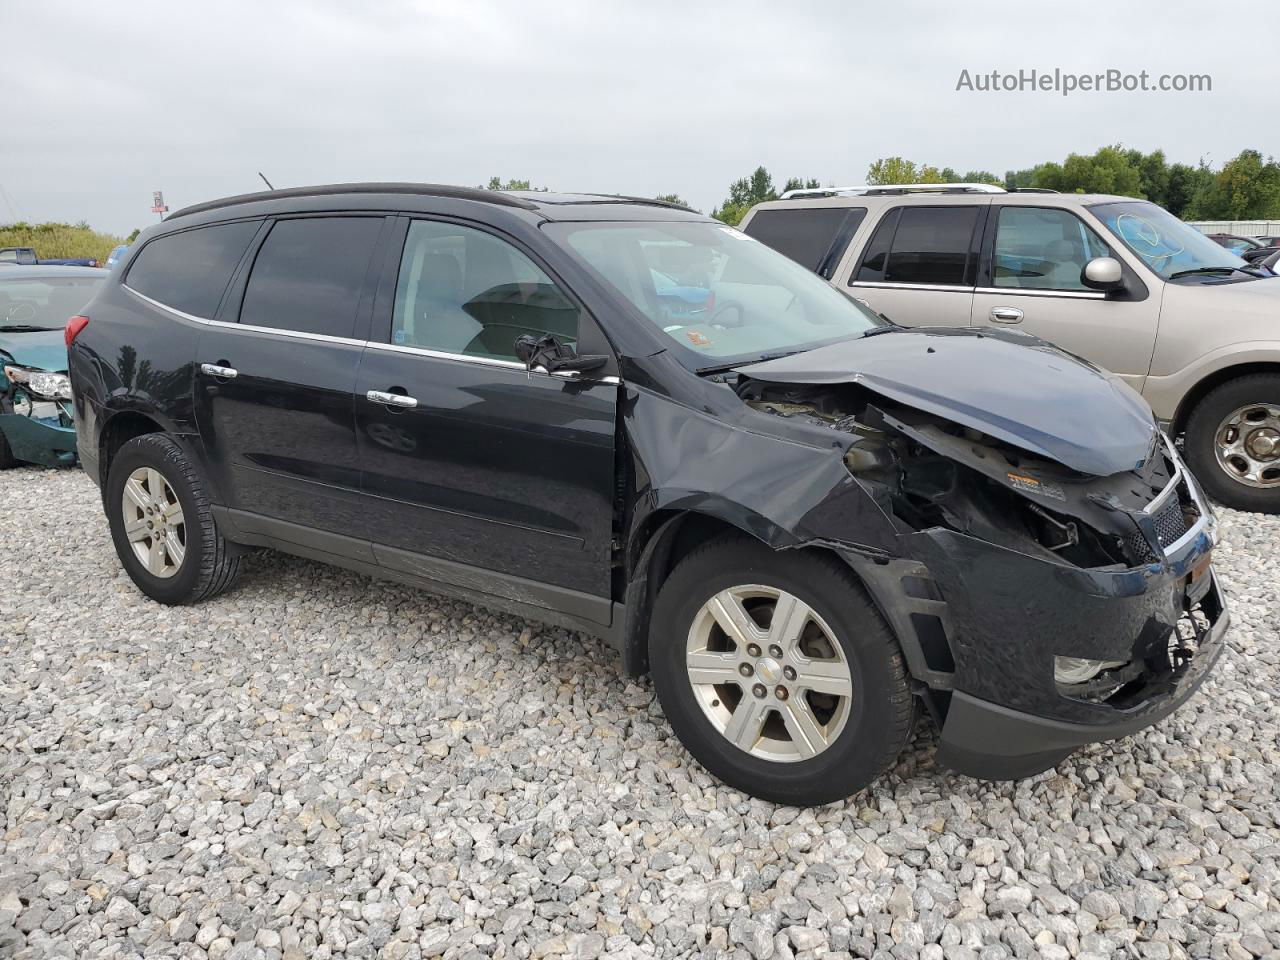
xmin=194 ymin=214 xmax=388 ymax=544
xmin=353 ymin=216 xmax=618 ymax=619
xmin=971 ymin=204 xmax=1160 ymax=390
xmin=845 ymin=203 xmax=988 ymax=327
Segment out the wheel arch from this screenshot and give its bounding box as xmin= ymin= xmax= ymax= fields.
xmin=1171 ymin=361 xmax=1280 ymax=436
xmin=618 ymin=504 xmax=859 ymax=677
xmin=98 ymin=408 xmax=173 ymax=488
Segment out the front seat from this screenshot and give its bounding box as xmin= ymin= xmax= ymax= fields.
xmin=1042 ymin=238 xmax=1085 ymax=289
xmin=410 ymin=254 xmax=482 ymax=352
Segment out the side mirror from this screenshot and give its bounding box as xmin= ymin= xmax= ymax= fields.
xmin=514 ymin=333 xmax=609 ymax=378
xmin=1081 ymin=257 xmax=1124 ymax=291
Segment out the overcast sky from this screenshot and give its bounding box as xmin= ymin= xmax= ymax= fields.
xmin=3 ymin=0 xmax=1275 ymax=236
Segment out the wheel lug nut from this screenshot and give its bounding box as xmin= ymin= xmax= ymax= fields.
xmin=738 ymin=663 xmax=753 ymax=677
xmin=775 ymin=686 xmax=789 ymax=700
xmin=746 ymin=644 xmax=761 ymax=658
xmin=752 ymin=683 xmax=767 ymax=699
xmin=769 ymin=644 xmax=783 ymax=658
xmin=783 ymin=666 xmax=797 ymax=681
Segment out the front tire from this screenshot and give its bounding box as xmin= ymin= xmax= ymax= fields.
xmin=105 ymin=433 xmax=241 ymax=604
xmin=649 ymin=536 xmax=914 ymax=805
xmin=1183 ymin=374 xmax=1280 ymax=514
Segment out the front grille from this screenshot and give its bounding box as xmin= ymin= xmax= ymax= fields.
xmin=1125 ymin=494 xmax=1192 ymax=563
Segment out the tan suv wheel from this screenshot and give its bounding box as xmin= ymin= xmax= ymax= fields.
xmin=1184 ymin=374 xmax=1280 ymax=514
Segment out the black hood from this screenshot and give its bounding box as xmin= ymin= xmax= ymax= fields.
xmin=737 ymin=327 xmax=1158 ymax=477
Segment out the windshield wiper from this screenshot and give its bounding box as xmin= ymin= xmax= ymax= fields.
xmin=696 ymin=349 xmax=807 ymax=376
xmin=860 ymin=324 xmax=900 ymax=338
xmin=0 ymin=324 xmax=59 ymax=332
xmin=1168 ymin=266 xmax=1260 ymax=280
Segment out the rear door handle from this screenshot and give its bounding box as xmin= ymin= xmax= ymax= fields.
xmin=366 ymin=389 xmax=418 ymax=409
xmin=989 ymin=306 xmax=1024 ymax=324
xmin=200 ymin=363 xmax=238 ymax=379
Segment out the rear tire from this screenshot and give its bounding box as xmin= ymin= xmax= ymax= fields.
xmin=105 ymin=433 xmax=241 ymax=604
xmin=1183 ymin=374 xmax=1280 ymax=514
xmin=648 ymin=535 xmax=914 ymax=805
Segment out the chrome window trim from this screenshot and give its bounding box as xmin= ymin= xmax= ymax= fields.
xmin=848 ymin=281 xmax=975 ymax=293
xmin=124 ymin=283 xmax=621 ymax=383
xmin=973 ymin=286 xmax=1107 ymax=300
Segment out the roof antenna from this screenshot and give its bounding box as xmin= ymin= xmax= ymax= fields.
xmin=258 ymin=172 xmax=275 ymax=191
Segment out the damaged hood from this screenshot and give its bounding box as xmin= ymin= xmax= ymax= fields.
xmin=737 ymin=327 xmax=1158 ymax=476
xmin=0 ymin=328 xmax=68 ymax=373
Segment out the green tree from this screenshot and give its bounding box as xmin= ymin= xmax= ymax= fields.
xmin=655 ymin=193 xmax=692 ymax=209
xmin=782 ymin=177 xmax=821 ymax=194
xmin=481 ymin=177 xmax=544 ymax=191
xmin=866 ymin=157 xmax=920 ymax=185
xmin=1164 ymin=162 xmax=1213 ymax=218
xmin=1184 ymin=150 xmax=1280 ymax=220
xmin=126 ymin=228 xmax=141 ymax=243
xmin=1031 ymin=145 xmax=1143 ymax=197
xmin=712 ymin=167 xmax=776 ymax=224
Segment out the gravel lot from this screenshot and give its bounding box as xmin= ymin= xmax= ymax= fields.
xmin=1 ymin=467 xmax=1278 ymax=960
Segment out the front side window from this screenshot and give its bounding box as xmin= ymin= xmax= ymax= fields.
xmin=391 ymin=220 xmax=580 ymax=361
xmin=993 ymin=207 xmax=1111 ymax=290
xmin=743 ymin=207 xmax=866 ymax=275
xmin=1090 ymin=201 xmax=1248 ymax=281
xmin=0 ymin=277 xmax=103 ymax=330
xmin=126 ymin=221 xmax=258 ymax=317
xmin=550 ymin=220 xmax=882 ymax=369
xmin=855 ymin=206 xmax=980 ymax=286
xmin=240 ymin=217 xmax=382 ymax=338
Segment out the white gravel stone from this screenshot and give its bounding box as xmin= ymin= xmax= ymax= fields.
xmin=1 ymin=467 xmax=1278 ymax=960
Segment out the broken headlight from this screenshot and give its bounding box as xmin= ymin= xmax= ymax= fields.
xmin=3 ymin=365 xmax=73 ymax=401
xmin=1053 ymin=655 xmax=1128 ymax=684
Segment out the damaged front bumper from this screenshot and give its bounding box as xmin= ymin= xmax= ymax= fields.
xmin=841 ymin=471 xmax=1228 ymax=781
xmin=0 ymin=407 xmax=78 ymax=467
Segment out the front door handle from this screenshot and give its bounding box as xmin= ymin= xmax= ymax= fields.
xmin=989 ymin=306 xmax=1024 ymax=324
xmin=366 ymin=389 xmax=418 ymax=410
xmin=200 ymin=362 xmax=238 ymax=379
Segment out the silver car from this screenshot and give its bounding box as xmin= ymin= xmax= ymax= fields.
xmin=740 ymin=185 xmax=1280 ymax=512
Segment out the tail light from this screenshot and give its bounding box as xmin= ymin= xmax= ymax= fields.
xmin=66 ymin=315 xmax=90 ymax=348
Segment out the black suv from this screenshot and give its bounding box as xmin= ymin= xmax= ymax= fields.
xmin=69 ymin=183 xmax=1227 ymax=804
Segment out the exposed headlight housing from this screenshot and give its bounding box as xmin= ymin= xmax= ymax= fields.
xmin=1054 ymin=655 xmax=1128 ymax=685
xmin=3 ymin=365 xmax=73 ymax=401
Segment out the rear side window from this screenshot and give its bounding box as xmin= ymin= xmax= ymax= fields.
xmin=854 ymin=206 xmax=980 ymax=286
xmin=125 ymin=221 xmax=258 ymax=317
xmin=743 ymin=207 xmax=866 ymax=276
xmin=239 ymin=217 xmax=382 ymax=338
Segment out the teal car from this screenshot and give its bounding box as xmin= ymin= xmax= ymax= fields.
xmin=1 ymin=266 xmax=106 ymax=468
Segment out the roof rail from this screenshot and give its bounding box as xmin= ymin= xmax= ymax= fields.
xmin=779 ymin=183 xmax=1007 ymax=199
xmin=166 ymin=182 xmax=539 ymax=221
xmin=1014 ymin=187 xmax=1061 ymax=194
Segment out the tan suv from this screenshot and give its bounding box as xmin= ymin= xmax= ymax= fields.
xmin=740 ymin=184 xmax=1280 ymax=513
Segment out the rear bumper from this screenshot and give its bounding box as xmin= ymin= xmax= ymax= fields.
xmin=935 ymin=574 xmax=1228 ymax=779
xmin=0 ymin=412 xmax=78 ymax=467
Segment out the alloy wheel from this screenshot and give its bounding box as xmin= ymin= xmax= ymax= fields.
xmin=685 ymin=584 xmax=853 ymax=762
xmin=1215 ymin=404 xmax=1280 ymax=489
xmin=121 ymin=466 xmax=186 ymax=578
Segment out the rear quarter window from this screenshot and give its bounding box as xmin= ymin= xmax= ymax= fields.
xmin=125 ymin=221 xmax=259 ymax=318
xmin=743 ymin=207 xmax=866 ymax=276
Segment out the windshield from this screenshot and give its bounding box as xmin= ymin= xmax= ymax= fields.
xmin=0 ymin=277 xmax=102 ymax=329
xmin=550 ymin=220 xmax=882 ymax=368
xmin=1090 ymin=201 xmax=1249 ymax=280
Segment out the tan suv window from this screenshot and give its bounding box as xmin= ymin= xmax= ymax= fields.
xmin=993 ymin=207 xmax=1110 ymax=291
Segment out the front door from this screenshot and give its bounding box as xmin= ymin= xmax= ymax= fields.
xmin=194 ymin=214 xmax=387 ymax=540
xmin=354 ymin=218 xmax=618 ymax=618
xmin=971 ymin=205 xmax=1160 ymax=391
xmin=844 ymin=203 xmax=989 ymax=328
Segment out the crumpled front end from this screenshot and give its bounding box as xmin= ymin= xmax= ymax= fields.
xmin=1 ymin=363 xmax=78 ymax=467
xmin=734 ymin=369 xmax=1228 ymax=779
